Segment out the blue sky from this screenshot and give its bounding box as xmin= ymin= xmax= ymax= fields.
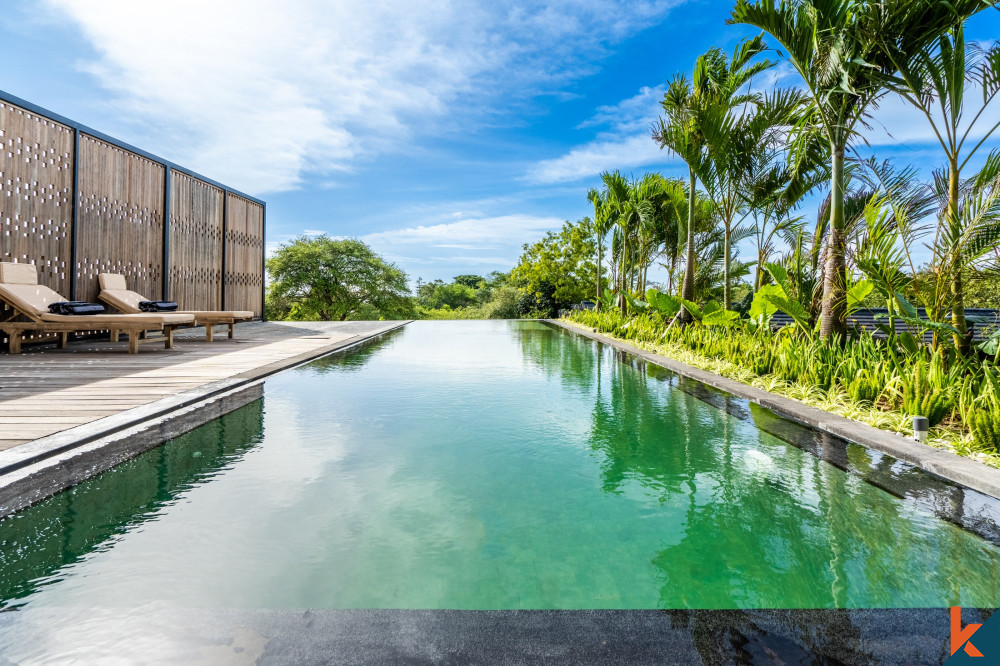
xmin=2 ymin=1 xmax=999 ymax=286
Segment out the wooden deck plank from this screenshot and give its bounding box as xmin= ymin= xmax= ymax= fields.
xmin=0 ymin=322 xmax=395 ymax=452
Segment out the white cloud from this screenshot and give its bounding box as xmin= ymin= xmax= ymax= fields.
xmin=577 ymin=84 xmax=665 ymax=132
xmin=363 ymin=214 xmax=562 ymax=248
xmin=526 ymin=83 xmax=683 ymax=184
xmin=527 ymin=130 xmax=673 ymax=184
xmin=865 ymin=90 xmax=1000 ymax=149
xmin=358 ymin=213 xmax=565 ymax=278
xmin=44 ymin=0 xmax=688 ymax=195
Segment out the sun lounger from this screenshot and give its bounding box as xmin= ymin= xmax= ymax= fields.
xmin=98 ymin=273 xmax=254 ymax=342
xmin=0 ymin=262 xmax=194 ymax=354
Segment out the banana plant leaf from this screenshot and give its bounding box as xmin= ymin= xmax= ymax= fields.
xmin=761 ymin=293 xmax=812 ymax=335
xmin=599 ymin=288 xmax=617 ymax=310
xmin=679 ymin=298 xmax=703 ymax=321
xmin=624 ymin=291 xmax=649 ymax=315
xmin=645 ymin=288 xmax=681 ymax=320
xmin=846 ymin=279 xmax=873 ymax=315
xmin=978 ymin=329 xmax=1000 ymax=357
xmin=703 ymin=308 xmax=740 ymax=327
xmin=748 ymin=284 xmax=782 ymax=322
xmin=763 ymin=263 xmax=796 ymax=301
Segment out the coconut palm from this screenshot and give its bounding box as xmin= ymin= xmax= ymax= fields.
xmin=655 ymin=74 xmax=708 ymax=317
xmin=877 ymin=16 xmax=1000 ymax=351
xmin=692 ymin=35 xmax=793 ymax=309
xmin=925 ymin=153 xmax=1000 ymax=346
xmin=587 ymin=186 xmax=613 ymax=309
xmin=730 ymin=0 xmax=982 ymax=339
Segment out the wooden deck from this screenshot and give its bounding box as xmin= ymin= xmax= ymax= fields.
xmin=0 ymin=321 xmax=405 ymax=452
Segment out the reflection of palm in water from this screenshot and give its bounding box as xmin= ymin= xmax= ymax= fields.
xmin=580 ymin=340 xmax=1000 ymax=608
xmin=516 ymin=322 xmax=603 ymax=388
xmin=0 ymin=397 xmax=265 ymax=608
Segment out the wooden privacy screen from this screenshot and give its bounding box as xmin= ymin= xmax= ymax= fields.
xmin=0 ymin=103 xmax=74 ymax=295
xmin=225 ymin=194 xmax=265 ymax=316
xmin=170 ymin=171 xmax=224 ymax=311
xmin=76 ymin=135 xmax=166 ymax=304
xmin=0 ymin=94 xmax=265 ymax=344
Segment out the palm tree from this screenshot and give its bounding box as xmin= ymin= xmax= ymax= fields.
xmin=693 ymin=35 xmax=777 ymax=309
xmin=655 ymin=74 xmax=707 ymax=318
xmin=587 ymin=186 xmax=613 ymax=309
xmin=600 ymin=171 xmax=661 ymax=307
xmin=730 ymin=0 xmax=980 ymax=339
xmin=926 ymin=154 xmax=1000 ymax=346
xmin=877 ymin=16 xmax=999 ymax=352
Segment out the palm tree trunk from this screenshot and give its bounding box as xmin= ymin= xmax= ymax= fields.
xmin=681 ymin=168 xmax=697 ymax=321
xmin=723 ymin=220 xmax=731 ymax=311
xmin=596 ymin=241 xmax=603 ymax=311
xmin=948 ymin=160 xmax=969 ymax=354
xmin=820 ymin=143 xmax=847 ymax=340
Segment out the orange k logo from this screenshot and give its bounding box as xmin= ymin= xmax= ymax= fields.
xmin=952 ymin=607 xmax=985 ymax=658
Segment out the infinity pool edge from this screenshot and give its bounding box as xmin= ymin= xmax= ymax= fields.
xmin=550 ymin=318 xmax=1000 ymax=502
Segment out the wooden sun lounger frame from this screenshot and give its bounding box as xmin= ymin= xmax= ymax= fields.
xmin=0 ymin=302 xmax=183 ymax=354
xmin=1 ymin=320 xmax=177 ymax=355
xmin=105 ymin=315 xmax=237 ymax=343
xmin=97 ymin=274 xmax=254 ymax=342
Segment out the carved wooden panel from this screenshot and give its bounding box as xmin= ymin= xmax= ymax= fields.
xmin=169 ymin=172 xmax=223 ymax=310
xmin=0 ymin=103 xmax=74 ymax=293
xmin=75 ymin=135 xmax=165 ymax=303
xmin=225 ymin=193 xmax=263 ymax=316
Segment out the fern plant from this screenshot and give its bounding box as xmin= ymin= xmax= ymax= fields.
xmin=899 ymin=362 xmax=953 ymax=426
xmin=972 ymin=409 xmax=1000 ymax=453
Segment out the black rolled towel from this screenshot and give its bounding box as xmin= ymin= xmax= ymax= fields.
xmin=138 ymin=300 xmax=179 ymax=312
xmin=48 ymin=301 xmax=106 ymax=315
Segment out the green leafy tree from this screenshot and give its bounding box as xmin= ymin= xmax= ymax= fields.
xmin=509 ymin=218 xmax=600 ymax=317
xmin=452 ymin=275 xmax=486 ymax=289
xmin=420 ymin=282 xmax=479 ymax=309
xmin=266 ymin=236 xmax=415 ymax=321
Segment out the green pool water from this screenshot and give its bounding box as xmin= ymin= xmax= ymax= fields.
xmin=2 ymin=320 xmax=999 ymax=610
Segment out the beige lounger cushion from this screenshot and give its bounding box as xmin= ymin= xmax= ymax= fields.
xmin=101 ymin=288 xmax=146 ymax=312
xmin=98 ymin=273 xmax=128 ymax=291
xmin=0 ymin=262 xmax=40 ymax=285
xmin=100 ymin=273 xmax=253 ymax=320
xmin=0 ymin=282 xmax=63 ymax=317
xmin=184 ymin=310 xmax=255 ymax=319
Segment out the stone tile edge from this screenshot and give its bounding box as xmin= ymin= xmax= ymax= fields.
xmin=549 ymin=319 xmax=1000 ymax=501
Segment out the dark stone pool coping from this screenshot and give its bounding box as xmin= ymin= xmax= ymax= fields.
xmin=0 ymin=322 xmax=410 ymax=517
xmin=0 ymin=607 xmax=986 ymax=664
xmin=550 ymin=319 xmax=1000 ymax=502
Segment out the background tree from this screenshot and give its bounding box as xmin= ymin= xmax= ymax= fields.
xmin=509 ymin=218 xmax=600 ymax=317
xmin=266 ymin=236 xmax=415 ymax=321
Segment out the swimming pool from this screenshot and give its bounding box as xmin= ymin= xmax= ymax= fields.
xmin=2 ymin=320 xmax=999 ymax=612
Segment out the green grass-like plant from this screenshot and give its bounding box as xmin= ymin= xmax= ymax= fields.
xmin=567 ymin=308 xmax=1000 ymax=467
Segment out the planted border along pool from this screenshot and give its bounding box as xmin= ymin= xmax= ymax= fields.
xmin=0 ymin=320 xmax=998 ymax=661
